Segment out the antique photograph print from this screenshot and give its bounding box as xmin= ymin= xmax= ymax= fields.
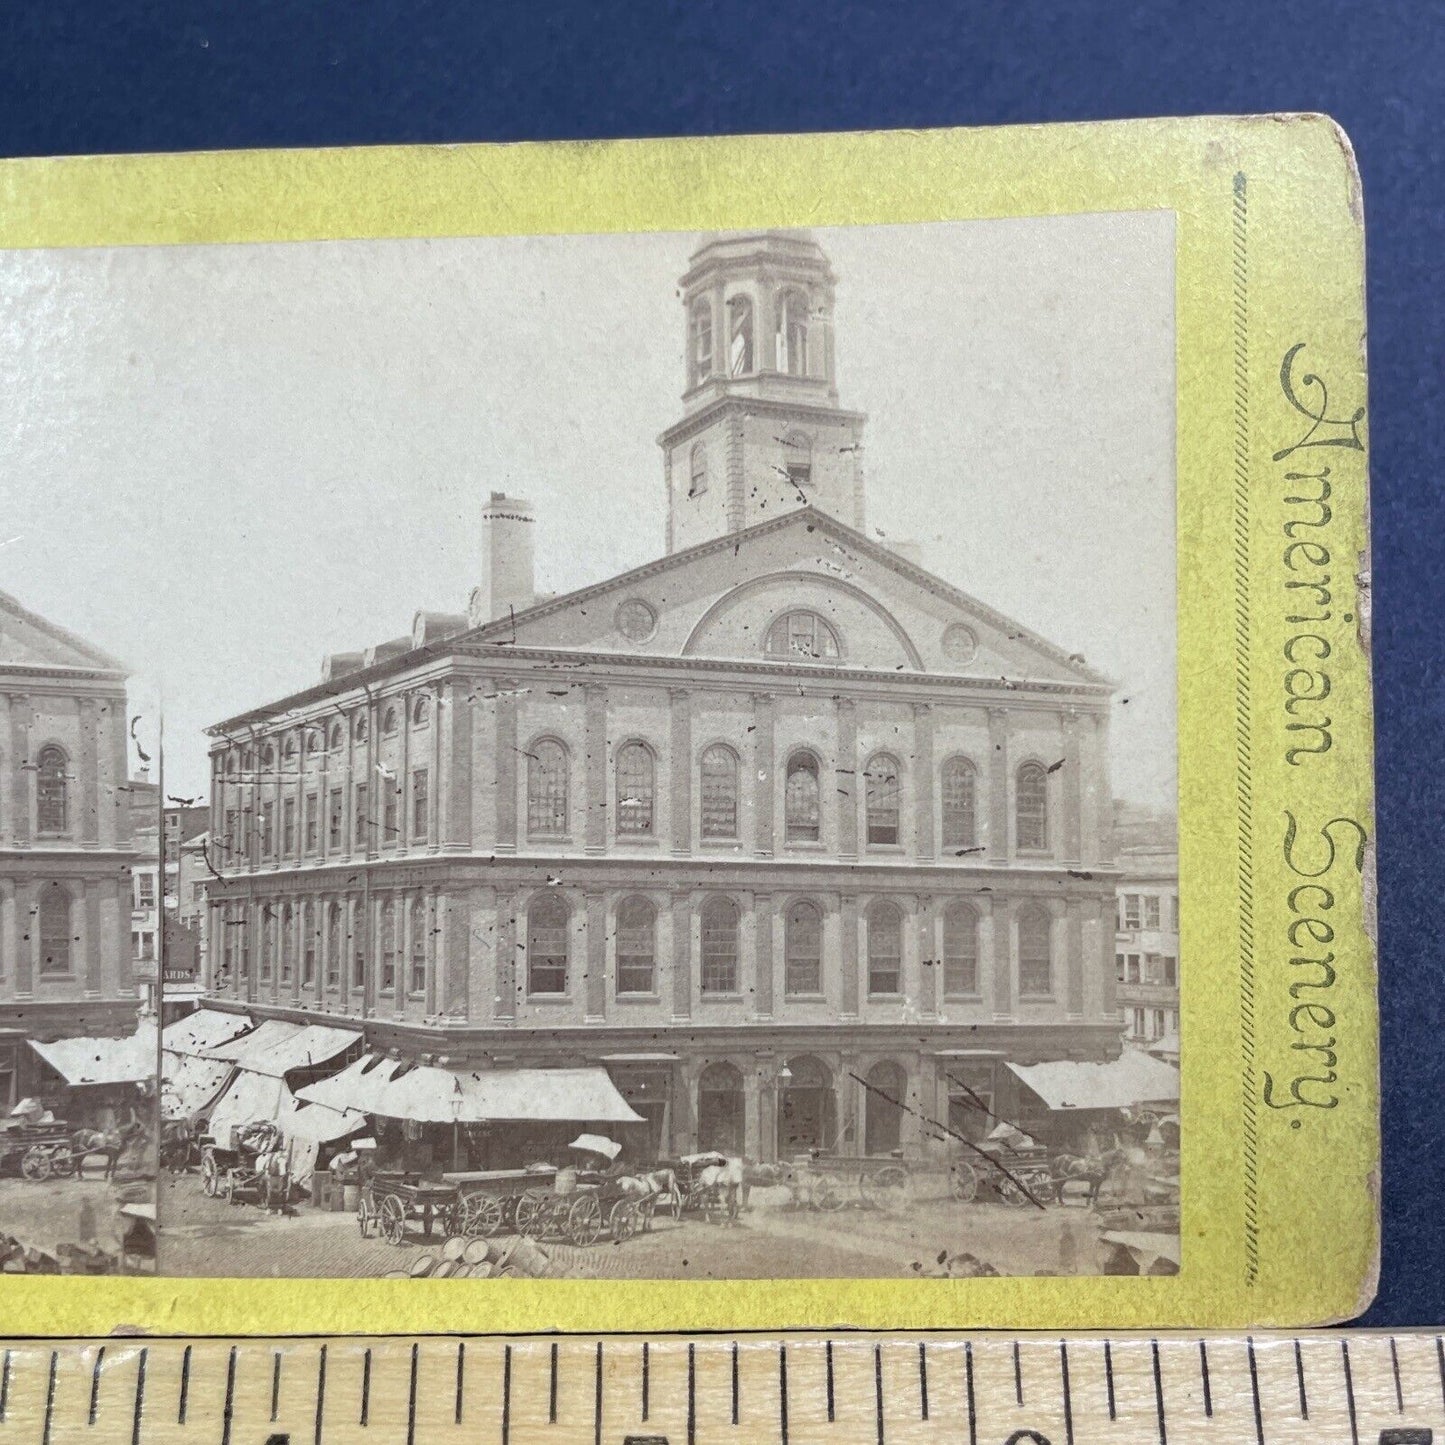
xmin=1 ymin=212 xmax=1178 ymax=1279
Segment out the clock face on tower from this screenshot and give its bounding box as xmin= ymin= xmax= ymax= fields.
xmin=616 ymin=598 xmax=657 ymax=642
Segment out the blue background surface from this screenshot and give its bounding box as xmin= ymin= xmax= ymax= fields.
xmin=1 ymin=0 xmax=1438 ymax=1325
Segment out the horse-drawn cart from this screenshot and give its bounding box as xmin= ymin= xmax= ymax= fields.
xmin=200 ymin=1121 xmax=290 ymax=1210
xmin=786 ymin=1153 xmax=914 ymax=1211
xmin=439 ymin=1166 xmax=558 ymax=1239
xmin=357 ymin=1172 xmax=463 ymax=1246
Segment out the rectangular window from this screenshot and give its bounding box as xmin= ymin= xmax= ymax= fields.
xmin=943 ymin=910 xmax=979 ymax=996
xmin=617 ymin=916 xmax=657 ymax=995
xmin=1163 ymin=955 xmax=1178 ymax=987
xmin=699 ymin=911 xmax=737 ymax=994
xmin=784 ymin=909 xmax=822 ymax=996
xmin=136 ymin=872 xmax=156 ymax=909
xmin=1132 ymin=1007 xmax=1146 ymax=1037
xmin=409 ymin=904 xmax=427 ymax=995
xmin=354 ymin=783 xmax=369 ymax=848
xmin=411 ymin=769 xmax=429 ymax=839
xmin=1144 ymin=895 xmax=1161 ymax=930
xmin=224 ymin=809 xmax=238 ymax=863
xmin=282 ymin=798 xmax=297 ymax=856
xmin=1145 ymin=952 xmax=1162 ymax=983
xmin=1170 ymin=893 xmax=1180 ymax=932
xmin=1115 ymin=952 xmax=1126 ymax=982
xmin=380 ymin=912 xmax=396 ymax=993
xmin=328 ymin=788 xmax=343 ymax=849
xmin=1152 ymin=1008 xmax=1166 ymax=1039
xmin=351 ymin=930 xmax=365 ymax=990
xmin=1126 ymin=953 xmax=1141 ymax=983
xmin=260 ymin=800 xmax=275 ymax=857
xmin=1123 ymin=894 xmax=1142 ymax=930
xmin=261 ymin=914 xmax=274 ymax=980
xmin=786 ymin=461 xmax=812 ymax=490
xmin=384 ymin=784 xmax=400 ymax=846
xmin=304 ymin=793 xmax=319 ymax=853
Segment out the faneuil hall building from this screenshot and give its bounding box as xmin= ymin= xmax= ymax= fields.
xmin=203 ymin=230 xmax=1123 ymax=1166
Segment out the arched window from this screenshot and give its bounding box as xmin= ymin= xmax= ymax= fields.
xmin=700 ymin=896 xmax=739 ymax=994
xmin=688 ymin=442 xmax=709 ymax=497
xmin=689 ymin=297 xmax=713 ymax=388
xmin=35 ymin=746 xmax=68 ymax=834
xmin=301 ymin=903 xmax=317 ymax=985
xmin=765 ymin=610 xmax=840 ymax=662
xmin=700 ymin=744 xmax=739 ymax=840
xmin=865 ymin=752 xmax=901 ymax=846
xmin=378 ymin=899 xmax=396 ymax=993
xmin=727 ymin=294 xmax=754 ymax=375
xmin=329 ymin=722 xmax=344 ymax=752
xmin=1016 ymin=762 xmax=1049 ymax=851
xmin=326 ymin=902 xmax=342 ymax=986
xmin=782 ymin=429 xmax=812 ymax=490
xmin=260 ymin=906 xmax=275 ymax=981
xmin=527 ymin=738 xmax=569 ymax=838
xmin=698 ymin=1061 xmax=745 ymax=1154
xmin=864 ymin=1060 xmax=907 ymax=1155
xmin=942 ymin=902 xmax=979 ymax=996
xmin=283 ymin=735 xmax=299 ymax=767
xmin=409 ymin=895 xmax=427 ymax=995
xmin=412 ymin=696 xmax=430 ymax=728
xmin=941 ymin=757 xmax=977 ymax=851
xmin=305 ymin=727 xmax=323 ymax=757
xmin=785 ymin=752 xmax=821 ymax=843
xmin=1018 ymin=905 xmax=1053 ymax=997
xmin=866 ymin=901 xmax=903 ymax=996
xmin=775 ymin=288 xmax=810 ymax=375
xmin=784 ymin=900 xmax=823 ymax=995
xmin=280 ymin=904 xmax=296 ymax=983
xmin=261 ymin=743 xmax=276 ymax=771
xmin=778 ymin=1053 xmax=833 ymax=1156
xmin=38 ymin=884 xmax=71 ymax=974
xmin=616 ymin=742 xmax=655 ymax=836
xmin=381 ymin=706 xmax=398 ymax=737
xmin=526 ymin=893 xmax=569 ymax=995
xmin=353 ymin=713 xmax=368 ymax=745
xmin=616 ymin=895 xmax=656 ymax=995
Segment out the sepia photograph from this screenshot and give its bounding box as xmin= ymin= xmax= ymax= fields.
xmin=2 ymin=212 xmax=1179 ymax=1280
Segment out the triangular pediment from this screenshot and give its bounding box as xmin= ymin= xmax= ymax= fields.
xmin=470 ymin=507 xmax=1109 ymax=688
xmin=0 ymin=590 xmax=127 ymax=674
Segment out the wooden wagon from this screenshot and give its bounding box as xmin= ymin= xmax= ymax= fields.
xmin=357 ymin=1172 xmax=462 ymax=1246
xmin=439 ymin=1166 xmax=558 ymax=1238
xmin=787 ymin=1152 xmax=914 ymax=1211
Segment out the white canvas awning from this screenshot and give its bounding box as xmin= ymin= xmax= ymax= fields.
xmin=206 ymin=1070 xmax=366 ymax=1186
xmin=1005 ymin=1053 xmax=1181 ymax=1111
xmin=297 ymin=1054 xmax=644 ymax=1126
xmin=162 ymin=1008 xmax=253 ymax=1057
xmin=28 ymin=1027 xmax=155 ymax=1087
xmin=201 ymin=1020 xmax=360 ymax=1078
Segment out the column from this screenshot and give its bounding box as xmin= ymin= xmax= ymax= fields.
xmin=444 ymin=681 xmax=473 ymax=851
xmin=585 ymin=890 xmax=607 ymax=1022
xmin=992 ymin=898 xmax=1013 ymax=1019
xmin=987 ymin=707 xmax=1009 ymax=864
xmin=1065 ymin=897 xmax=1085 ymax=1019
xmin=671 ymin=890 xmax=692 ymax=1021
xmin=918 ymin=894 xmax=938 ymax=1017
xmin=754 ymin=891 xmax=774 ymax=1018
xmin=84 ymin=881 xmax=102 ymax=996
xmin=443 ymin=892 xmax=470 ymax=1019
xmin=1098 ymin=895 xmax=1119 ymax=1019
xmin=742 ymin=1066 xmax=761 ymax=1160
xmin=293 ymin=897 xmax=306 ymax=1005
xmin=494 ymin=683 xmax=518 ymax=851
xmin=839 ymin=1052 xmax=861 ymax=1156
xmin=669 ymin=688 xmax=692 ymax=855
xmin=835 ymin=697 xmax=858 ymax=859
xmin=1061 ymin=710 xmax=1083 ymax=866
xmin=752 ymin=693 xmax=775 ymax=857
xmin=398 ymin=702 xmax=412 ymax=850
xmin=757 ymin=1054 xmax=778 ymax=1163
xmin=15 ymin=882 xmax=34 ymax=994
xmin=495 ymin=888 xmax=517 ymax=1021
xmin=839 ymin=893 xmax=859 ymax=1018
xmin=9 ymin=698 xmax=30 ymax=846
xmin=429 ymin=690 xmax=443 ymax=852
xmin=913 ymin=703 xmax=935 ymax=861
xmin=584 ymin=684 xmax=607 ymax=853
xmin=672 ymin=1058 xmax=697 ymax=1154
xmin=0 ymin=695 xmax=10 ymax=843
xmin=78 ymin=698 xmax=100 ymax=847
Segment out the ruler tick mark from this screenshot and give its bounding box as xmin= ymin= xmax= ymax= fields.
xmin=919 ymin=1342 xmax=929 ymax=1422
xmin=780 ymin=1342 xmax=790 ymax=1445
xmin=826 ymin=1340 xmax=835 ymax=1423
xmin=1014 ymin=1341 xmax=1023 ymax=1406
xmin=407 ymin=1342 xmax=419 ymax=1445
xmin=359 ymin=1348 xmax=371 ymax=1428
xmin=1103 ymin=1340 xmax=1116 ymax=1421
xmin=131 ymin=1348 xmax=148 ymax=1445
xmin=688 ymin=1343 xmax=696 ymax=1445
xmin=965 ymin=1341 xmax=977 ymax=1445
xmin=1151 ymin=1340 xmax=1167 ymax=1445
xmin=178 ymin=1345 xmax=190 ymax=1427
xmin=1060 ymin=1342 xmax=1074 ymax=1445
xmin=732 ymin=1341 xmax=740 ymax=1426
xmin=0 ymin=1348 xmax=10 ymax=1423
xmin=1437 ymin=1336 xmax=1445 ymax=1412
xmin=456 ymin=1341 xmax=465 ymax=1425
xmin=550 ymin=1341 xmax=559 ymax=1424
xmin=1342 ymin=1340 xmax=1359 ymax=1445
xmin=314 ymin=1345 xmax=326 ymax=1445
xmin=1198 ymin=1341 xmax=1212 ymax=1418
xmin=874 ymin=1344 xmax=885 ymax=1445
xmin=90 ymin=1345 xmax=106 ymax=1426
xmin=42 ymin=1350 xmax=57 ymax=1445
xmin=642 ymin=1341 xmax=650 ymax=1422
xmin=222 ymin=1345 xmax=238 ymax=1445
xmin=1295 ymin=1338 xmax=1308 ymax=1419
xmin=1247 ymin=1338 xmax=1264 ymax=1445
xmin=502 ymin=1345 xmax=511 ymax=1445
xmin=272 ymin=1350 xmax=283 ymax=1422
xmin=595 ymin=1341 xmax=604 ymax=1445
xmin=1390 ymin=1336 xmax=1404 ymax=1412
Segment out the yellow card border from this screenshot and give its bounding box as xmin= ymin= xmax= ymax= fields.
xmin=0 ymin=114 xmax=1376 ymax=1332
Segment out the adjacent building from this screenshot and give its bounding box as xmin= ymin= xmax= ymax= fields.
xmin=0 ymin=589 xmax=142 ymax=1110
xmin=1113 ymin=803 xmax=1179 ymax=1055
xmin=202 ymin=231 xmax=1125 ymax=1166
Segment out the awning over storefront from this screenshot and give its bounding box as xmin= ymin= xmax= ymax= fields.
xmin=206 ymin=1071 xmax=366 ymax=1186
xmin=201 ymin=1020 xmax=361 ymax=1078
xmin=297 ymin=1055 xmax=644 ymax=1126
xmin=164 ymin=1008 xmax=253 ymax=1057
xmin=1005 ymin=1053 xmax=1181 ymax=1111
xmin=159 ymin=1009 xmax=256 ymax=1122
xmin=27 ymin=1028 xmax=156 ymax=1087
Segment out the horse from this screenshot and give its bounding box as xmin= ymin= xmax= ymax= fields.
xmin=614 ymin=1168 xmax=682 ymax=1225
xmin=695 ymin=1157 xmax=744 ymax=1225
xmin=1051 ymin=1147 xmax=1129 ymax=1206
xmin=69 ymin=1123 xmax=143 ymax=1182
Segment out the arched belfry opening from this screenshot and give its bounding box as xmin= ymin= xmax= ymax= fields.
xmin=659 ymin=231 xmax=867 ymax=552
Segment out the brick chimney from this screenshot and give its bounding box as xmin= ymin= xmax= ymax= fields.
xmin=472 ymin=492 xmax=536 ymax=625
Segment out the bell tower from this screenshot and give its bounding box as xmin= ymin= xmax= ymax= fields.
xmin=658 ymin=231 xmax=867 ymax=553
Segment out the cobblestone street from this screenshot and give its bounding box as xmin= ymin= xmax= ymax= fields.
xmin=158 ymin=1173 xmax=1110 ymax=1279
xmin=0 ymin=1174 xmax=151 ymax=1266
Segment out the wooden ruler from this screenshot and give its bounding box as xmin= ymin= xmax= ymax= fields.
xmin=0 ymin=1333 xmax=1438 ymax=1445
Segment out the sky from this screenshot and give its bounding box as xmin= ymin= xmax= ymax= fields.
xmin=0 ymin=212 xmax=1176 ymax=808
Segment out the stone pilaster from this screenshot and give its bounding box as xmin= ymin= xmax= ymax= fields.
xmin=669 ymin=688 xmax=692 ymax=855
xmin=78 ymin=698 xmax=100 ymax=846
xmin=992 ymin=897 xmax=1013 ymax=1019
xmin=839 ymin=892 xmax=859 ymax=1017
xmin=585 ymin=890 xmax=607 ymax=1022
xmin=585 ymin=684 xmax=607 ymax=853
xmin=987 ymin=707 xmax=1008 ymax=864
xmin=494 ymin=683 xmax=518 ymax=852
xmin=751 ymin=693 xmax=775 ymax=858
xmin=836 ymin=697 xmax=857 ymax=859
xmin=913 ymin=703 xmax=935 ymax=861
xmin=1066 ymin=896 xmax=1085 ymax=1018
xmin=754 ymin=891 xmax=774 ymax=1019
xmin=1062 ymin=710 xmax=1083 ymax=866
xmin=444 ymin=682 xmax=473 ymax=851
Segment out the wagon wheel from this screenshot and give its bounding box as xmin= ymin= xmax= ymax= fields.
xmin=862 ymin=1165 xmax=912 ymax=1211
xmin=21 ymin=1146 xmax=52 ymax=1182
xmin=949 ymin=1160 xmax=979 ymax=1203
xmin=224 ymin=1173 xmax=239 ymax=1205
xmin=463 ymin=1194 xmax=504 ymax=1239
xmin=608 ymin=1198 xmax=637 ymax=1243
xmin=1026 ymin=1173 xmax=1058 ymax=1207
xmin=201 ymin=1153 xmax=220 ymax=1197
xmin=52 ymin=1148 xmax=77 ymax=1180
xmin=357 ymin=1190 xmax=376 ymax=1238
xmin=567 ymin=1194 xmax=602 ymax=1247
xmin=813 ymin=1175 xmax=843 ymax=1212
xmin=514 ymin=1188 xmax=546 ymax=1236
xmin=378 ymin=1194 xmax=407 ymax=1245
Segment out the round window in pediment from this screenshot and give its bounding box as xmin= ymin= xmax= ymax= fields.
xmin=942 ymin=623 xmax=979 ymax=667
xmin=616 ymin=598 xmax=657 ymax=643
